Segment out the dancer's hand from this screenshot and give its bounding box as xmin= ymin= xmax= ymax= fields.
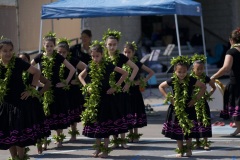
xmin=107 ymin=88 xmax=116 ymax=94
xmin=123 ymin=84 xmax=130 ymax=92
xmin=20 ymin=91 xmax=31 ymax=100
xmin=188 ymin=99 xmax=196 ymax=107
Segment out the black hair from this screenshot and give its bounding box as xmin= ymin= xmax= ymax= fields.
xmin=81 ymin=29 xmax=92 ymax=38
xmin=106 ymin=35 xmax=119 ymax=42
xmin=173 ymin=62 xmax=189 ymax=71
xmin=90 ymin=44 xmax=103 ymax=54
xmin=18 ymin=52 xmax=30 ymax=62
xmin=124 ymin=43 xmax=136 ymax=53
xmin=56 ymin=42 xmax=70 ymax=52
xmin=43 ymin=36 xmax=56 ymax=45
xmin=229 ymin=27 xmax=240 ymax=43
xmin=0 ymin=39 xmax=14 ymax=50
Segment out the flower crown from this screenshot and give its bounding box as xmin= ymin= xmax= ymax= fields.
xmin=44 ymin=31 xmax=56 ymax=39
xmin=102 ymin=28 xmax=121 ymax=41
xmin=170 ymin=55 xmax=190 ymax=66
xmin=191 ymin=53 xmax=206 ymax=63
xmin=57 ymin=37 xmax=71 ymax=45
xmin=126 ymin=41 xmax=137 ymax=51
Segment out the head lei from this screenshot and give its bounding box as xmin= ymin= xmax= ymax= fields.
xmin=170 ymin=55 xmax=190 ymax=67
xmin=102 ymin=28 xmax=122 ymax=42
xmin=126 ymin=41 xmax=137 ymax=51
xmin=44 ymin=31 xmax=56 ymax=39
xmin=57 ymin=37 xmax=70 ymax=45
xmin=191 ymin=53 xmax=206 ymax=64
xmin=90 ymin=40 xmax=104 ymax=48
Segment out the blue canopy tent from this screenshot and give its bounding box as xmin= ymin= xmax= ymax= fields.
xmin=40 ymin=0 xmax=207 ymax=72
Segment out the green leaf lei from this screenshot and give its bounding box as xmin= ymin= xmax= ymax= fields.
xmin=41 ymin=51 xmax=57 ymax=115
xmin=59 ymin=54 xmax=71 ymax=90
xmin=122 ymin=56 xmax=138 ymax=87
xmin=81 ymin=60 xmax=106 ymax=125
xmin=166 ymin=73 xmax=194 ymax=135
xmin=0 ymin=56 xmax=16 ymax=104
xmin=190 ymin=72 xmax=210 ymax=127
xmin=104 ymin=50 xmax=122 ymax=93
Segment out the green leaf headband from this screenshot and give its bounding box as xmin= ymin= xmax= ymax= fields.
xmin=90 ymin=40 xmax=104 ymax=48
xmin=57 ymin=37 xmax=71 ymax=45
xmin=102 ymin=28 xmax=122 ymax=42
xmin=170 ymin=55 xmax=190 ymax=66
xmin=191 ymin=53 xmax=206 ymax=64
xmin=44 ymin=31 xmax=56 ymax=39
xmin=126 ymin=41 xmax=137 ymax=51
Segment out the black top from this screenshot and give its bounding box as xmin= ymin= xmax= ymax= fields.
xmin=34 ymin=53 xmax=65 ymax=85
xmin=134 ymin=60 xmax=143 ymax=81
xmin=113 ymin=53 xmax=129 ymax=82
xmin=63 ymin=56 xmax=79 ymax=81
xmin=0 ymin=58 xmax=30 ymax=103
xmin=167 ymin=76 xmax=197 ymax=103
xmin=226 ymin=48 xmax=240 ymax=83
xmin=86 ymin=62 xmax=115 ymax=93
xmin=70 ymin=44 xmax=92 ymax=65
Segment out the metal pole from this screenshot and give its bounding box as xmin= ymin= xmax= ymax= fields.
xmin=39 ymin=20 xmax=43 ymax=54
xmin=15 ymin=0 xmax=20 ymax=53
xmin=200 ymin=16 xmax=208 ymax=75
xmin=174 ymin=14 xmax=181 ymax=56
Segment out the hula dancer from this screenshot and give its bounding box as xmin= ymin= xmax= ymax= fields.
xmin=159 ymin=56 xmax=206 ymax=157
xmin=18 ymin=53 xmax=51 ymax=154
xmin=0 ymin=38 xmax=43 ymax=159
xmin=122 ymin=41 xmax=154 ymax=143
xmin=211 ymin=27 xmax=240 ymax=136
xmin=31 ymin=32 xmax=75 ymax=148
xmin=56 ymin=38 xmax=87 ymax=141
xmin=191 ymin=54 xmax=216 ymax=150
xmin=78 ymin=41 xmax=128 ymax=158
xmin=103 ymin=29 xmax=139 ymax=149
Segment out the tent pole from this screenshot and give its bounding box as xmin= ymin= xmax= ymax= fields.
xmin=200 ymin=16 xmax=208 ymax=75
xmin=39 ymin=20 xmax=43 ymax=54
xmin=174 ymin=14 xmax=181 ymax=56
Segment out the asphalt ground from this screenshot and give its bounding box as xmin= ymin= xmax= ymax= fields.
xmin=1 ymin=79 xmax=240 ymax=160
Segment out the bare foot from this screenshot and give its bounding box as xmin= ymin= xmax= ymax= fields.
xmin=121 ymin=143 xmax=129 ymax=149
xmin=37 ymin=145 xmax=43 ymax=154
xmin=176 ymin=153 xmax=183 ymax=158
xmin=92 ymin=150 xmax=101 ymax=157
xmin=230 ymin=129 xmax=240 ymax=136
xmin=133 ymin=139 xmax=139 ymax=143
xmin=204 ymin=146 xmax=210 ymax=150
xmin=99 ymin=152 xmax=108 ymax=158
xmin=109 ymin=143 xmax=118 ymax=149
xmin=42 ymin=143 xmax=47 ymax=150
xmin=56 ymin=142 xmax=63 ymax=148
xmin=69 ymin=136 xmax=77 ymax=142
xmin=186 ymin=150 xmax=192 ymax=157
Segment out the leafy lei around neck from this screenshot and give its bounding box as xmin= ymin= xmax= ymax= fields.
xmin=41 ymin=51 xmax=57 ymax=115
xmin=104 ymin=50 xmax=122 ymax=92
xmin=166 ymin=73 xmax=194 ymax=135
xmin=190 ymin=72 xmax=210 ymax=127
xmin=122 ymin=56 xmax=138 ymax=86
xmin=59 ymin=54 xmax=71 ymax=90
xmin=0 ymin=56 xmax=16 ymax=104
xmin=81 ymin=60 xmax=107 ymax=125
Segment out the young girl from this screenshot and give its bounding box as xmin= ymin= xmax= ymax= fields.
xmin=31 ymin=32 xmax=75 ymax=148
xmin=191 ymin=54 xmax=216 ymax=150
xmin=78 ymin=41 xmax=128 ymax=158
xmin=102 ymin=29 xmax=139 ymax=149
xmin=123 ymin=42 xmax=154 ymax=142
xmin=0 ymin=38 xmax=43 ymax=159
xmin=18 ymin=52 xmax=52 ymax=154
xmin=159 ymin=56 xmax=206 ymax=157
xmin=56 ymin=38 xmax=87 ymax=141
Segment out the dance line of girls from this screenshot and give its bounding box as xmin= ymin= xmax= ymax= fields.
xmin=0 ymin=29 xmax=155 ymax=159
